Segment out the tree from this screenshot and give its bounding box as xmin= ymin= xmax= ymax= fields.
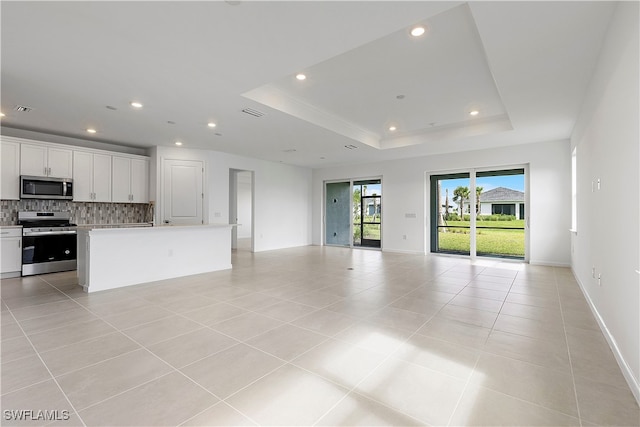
xmin=476 ymin=186 xmax=483 ymax=214
xmin=353 ymin=187 xmax=361 ymax=220
xmin=453 ymin=186 xmax=470 ymax=219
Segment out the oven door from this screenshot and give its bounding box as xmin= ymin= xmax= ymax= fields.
xmin=22 ymin=231 xmax=77 ymax=275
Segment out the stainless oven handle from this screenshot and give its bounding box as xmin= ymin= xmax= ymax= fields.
xmin=23 ymin=230 xmax=77 ymax=237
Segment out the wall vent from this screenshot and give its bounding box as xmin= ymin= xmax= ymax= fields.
xmin=241 ymin=107 xmax=265 ymax=118
xmin=14 ymin=105 xmax=33 ymax=112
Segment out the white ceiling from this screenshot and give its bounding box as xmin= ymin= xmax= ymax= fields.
xmin=1 ymin=1 xmax=615 ymax=168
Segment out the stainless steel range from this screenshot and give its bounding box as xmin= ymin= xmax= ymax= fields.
xmin=18 ymin=212 xmax=77 ymax=276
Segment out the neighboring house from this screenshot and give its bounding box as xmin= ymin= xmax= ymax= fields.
xmin=464 ymin=187 xmax=525 ymax=219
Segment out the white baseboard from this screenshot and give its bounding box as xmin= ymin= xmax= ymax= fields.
xmin=529 ymin=260 xmax=571 ymax=267
xmin=381 ymin=248 xmax=425 ymax=255
xmin=571 ymin=268 xmax=640 ymax=404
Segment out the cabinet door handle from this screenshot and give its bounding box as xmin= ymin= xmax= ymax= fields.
xmin=18 ymin=240 xmax=21 ymax=249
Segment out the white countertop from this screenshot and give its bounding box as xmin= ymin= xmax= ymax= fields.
xmin=79 ymin=223 xmax=236 ymax=233
xmin=0 ymin=225 xmax=23 ymax=229
xmin=76 ymin=223 xmax=154 ymax=229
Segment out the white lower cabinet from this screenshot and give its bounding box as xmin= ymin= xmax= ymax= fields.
xmin=1 ymin=228 xmax=22 ymax=278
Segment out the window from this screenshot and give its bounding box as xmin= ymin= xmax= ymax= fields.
xmin=571 ymin=147 xmax=577 ymax=231
xmin=492 ymin=204 xmax=516 ymax=215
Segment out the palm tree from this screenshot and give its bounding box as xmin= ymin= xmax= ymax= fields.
xmin=476 ymin=186 xmax=483 ymax=215
xmin=453 ymin=186 xmax=470 ymax=219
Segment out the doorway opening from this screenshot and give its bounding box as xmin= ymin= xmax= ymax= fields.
xmin=324 ymin=178 xmax=382 ymax=249
xmin=230 ymin=169 xmax=254 ymax=252
xmin=430 ymin=168 xmax=526 ymax=260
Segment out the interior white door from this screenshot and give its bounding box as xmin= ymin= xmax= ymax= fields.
xmin=163 ymin=159 xmax=204 ymax=225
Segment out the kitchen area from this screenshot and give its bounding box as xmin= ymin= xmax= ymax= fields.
xmin=0 ymin=135 xmax=233 ymax=292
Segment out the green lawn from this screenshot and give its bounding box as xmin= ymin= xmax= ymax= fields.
xmin=438 ymin=220 xmax=525 ymax=257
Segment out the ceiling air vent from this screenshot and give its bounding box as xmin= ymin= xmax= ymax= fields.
xmin=344 ymin=144 xmax=358 ymax=150
xmin=14 ymin=105 xmax=33 ymax=113
xmin=241 ymin=107 xmax=265 ymax=118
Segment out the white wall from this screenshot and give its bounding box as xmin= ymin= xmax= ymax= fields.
xmin=570 ymin=1 xmax=639 ymax=400
xmin=312 ymin=139 xmax=571 ymax=266
xmin=151 ymin=146 xmax=312 ymax=252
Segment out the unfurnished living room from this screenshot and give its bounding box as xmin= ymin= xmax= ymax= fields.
xmin=0 ymin=1 xmax=638 ymax=426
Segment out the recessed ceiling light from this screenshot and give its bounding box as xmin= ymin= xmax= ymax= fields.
xmin=410 ymin=26 xmax=426 ymax=37
xmin=208 ymin=122 xmax=217 ymax=128
xmin=130 ymin=101 xmax=143 ymax=108
xmin=469 ymin=110 xmax=480 ymax=116
xmin=295 ymin=73 xmax=306 ymax=81
xmin=388 ymin=126 xmax=397 ymax=132
xmin=86 ymin=128 xmax=97 ymax=134
xmin=175 ymin=141 xmax=183 ymax=146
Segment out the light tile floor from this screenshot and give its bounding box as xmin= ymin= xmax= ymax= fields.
xmin=1 ymin=246 xmax=638 ymax=426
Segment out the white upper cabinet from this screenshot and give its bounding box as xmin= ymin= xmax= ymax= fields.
xmin=21 ymin=143 xmax=72 ymax=178
xmin=1 ymin=140 xmax=20 ymax=200
xmin=73 ymin=151 xmax=112 ymax=202
xmin=112 ymin=156 xmax=149 ymax=203
xmin=130 ymin=158 xmax=149 ymax=203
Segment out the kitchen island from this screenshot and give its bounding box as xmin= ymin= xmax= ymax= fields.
xmin=77 ymin=224 xmax=233 ymax=293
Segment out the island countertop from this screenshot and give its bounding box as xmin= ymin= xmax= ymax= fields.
xmin=78 ymin=223 xmax=237 ymax=231
xmin=77 ymin=224 xmax=233 ymax=292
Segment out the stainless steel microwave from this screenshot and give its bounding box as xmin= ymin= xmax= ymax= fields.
xmin=20 ymin=176 xmax=73 ymax=200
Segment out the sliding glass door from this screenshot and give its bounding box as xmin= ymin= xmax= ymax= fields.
xmin=325 ymin=178 xmax=382 ymax=249
xmin=475 ymin=169 xmax=525 ymax=258
xmin=430 ymin=173 xmax=471 ymax=255
xmin=353 ymin=180 xmax=381 ymax=248
xmin=325 ymin=182 xmax=351 ymax=246
xmin=431 ymin=168 xmax=526 ymax=259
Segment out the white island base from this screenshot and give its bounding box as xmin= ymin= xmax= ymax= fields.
xmin=77 ymin=224 xmax=233 ymax=293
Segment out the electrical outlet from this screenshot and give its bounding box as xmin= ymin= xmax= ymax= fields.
xmin=598 ymin=273 xmax=602 ymax=286
xmin=592 ymin=267 xmax=596 ymax=278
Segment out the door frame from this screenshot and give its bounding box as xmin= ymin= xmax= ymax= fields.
xmin=323 ymin=176 xmax=383 ymax=250
xmin=427 ymin=165 xmax=529 ymax=262
xmin=229 ymin=169 xmax=255 ymax=253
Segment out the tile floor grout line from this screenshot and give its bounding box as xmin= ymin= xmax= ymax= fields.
xmin=63 ymin=304 xmax=234 ymax=424
xmin=2 ymin=306 xmax=88 ymax=427
xmin=553 ymin=266 xmax=584 ymax=427
xmin=445 ymin=354 xmax=482 ymax=426
xmin=306 ymin=282 xmax=466 ymax=426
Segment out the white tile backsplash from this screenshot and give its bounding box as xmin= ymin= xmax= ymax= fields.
xmin=0 ymin=200 xmax=151 ymax=226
